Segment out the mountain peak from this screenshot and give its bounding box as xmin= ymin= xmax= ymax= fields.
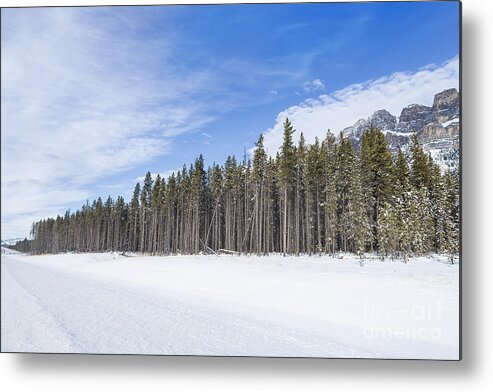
xmin=432 ymin=88 xmax=459 ymax=123
xmin=340 ymin=88 xmax=460 ymax=172
xmin=369 ymin=109 xmax=397 ymax=131
xmin=433 ymin=88 xmax=458 ymax=104
xmin=397 ymin=104 xmax=432 ymax=133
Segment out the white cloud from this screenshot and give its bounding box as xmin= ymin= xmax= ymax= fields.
xmin=303 ymin=78 xmax=326 ymax=93
xmin=0 ymin=8 xmax=216 ymax=238
xmin=202 ymin=132 xmax=213 ymax=138
xmin=261 ymin=56 xmax=459 ymax=156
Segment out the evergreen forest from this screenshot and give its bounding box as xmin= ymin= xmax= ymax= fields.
xmin=12 ymin=119 xmax=460 ymax=260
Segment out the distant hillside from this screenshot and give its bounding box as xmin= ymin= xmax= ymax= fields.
xmin=1 ymin=238 xmax=24 ymax=247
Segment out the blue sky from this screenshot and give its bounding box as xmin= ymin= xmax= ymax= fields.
xmin=1 ymin=1 xmax=460 ymax=239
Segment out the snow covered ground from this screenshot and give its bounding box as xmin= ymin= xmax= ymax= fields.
xmin=1 ymin=252 xmax=459 ymax=359
xmin=1 ymin=246 xmax=20 ymax=255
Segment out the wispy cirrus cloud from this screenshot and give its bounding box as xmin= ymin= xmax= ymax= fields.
xmin=0 ymin=7 xmax=216 ymax=238
xmin=261 ymin=56 xmax=459 ymax=156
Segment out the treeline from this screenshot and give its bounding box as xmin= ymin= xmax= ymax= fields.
xmin=12 ymin=119 xmax=459 ymax=260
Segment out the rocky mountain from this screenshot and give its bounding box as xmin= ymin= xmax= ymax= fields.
xmin=342 ymin=88 xmax=460 ymax=171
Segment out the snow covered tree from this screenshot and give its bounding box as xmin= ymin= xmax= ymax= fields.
xmin=377 ymin=201 xmax=398 ymax=259
xmin=443 ymin=170 xmax=460 ymax=262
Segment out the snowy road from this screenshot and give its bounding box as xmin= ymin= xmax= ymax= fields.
xmin=1 ymin=253 xmax=459 ymax=359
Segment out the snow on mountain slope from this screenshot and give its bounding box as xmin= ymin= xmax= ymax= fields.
xmin=1 ymin=238 xmax=23 ymax=247
xmin=1 ymin=253 xmax=459 ymax=359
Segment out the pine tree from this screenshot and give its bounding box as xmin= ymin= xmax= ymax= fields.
xmin=393 ymin=149 xmax=412 ymax=260
xmin=443 ymin=170 xmax=459 ymax=262
xmin=323 ymin=132 xmax=337 ymax=255
xmin=129 ymin=183 xmax=140 ymax=252
xmin=410 ymin=133 xmax=430 ymax=189
xmin=335 ymin=133 xmax=353 ymax=253
xmin=295 ymin=132 xmax=307 ymax=255
xmin=410 ymin=186 xmax=434 ymax=255
xmin=149 ymin=174 xmax=162 ymax=254
xmin=279 ymin=118 xmax=296 ymax=255
xmin=140 ymin=172 xmax=153 ymax=253
xmin=428 ymin=160 xmax=447 ymax=253
xmin=360 ymin=128 xmax=394 ymax=252
xmin=306 ymin=137 xmax=324 ymax=253
xmin=206 ymin=163 xmax=224 ymax=252
xmin=348 ymin=157 xmax=370 ymax=255
xmin=252 ymin=134 xmax=268 ymax=255
xmin=378 ymin=202 xmax=398 ymax=259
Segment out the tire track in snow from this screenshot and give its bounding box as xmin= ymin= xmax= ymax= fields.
xmin=1 ymin=258 xmax=78 ymax=352
xmin=4 ymin=258 xmax=86 ymax=351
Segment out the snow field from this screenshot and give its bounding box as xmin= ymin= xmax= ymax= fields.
xmin=1 ymin=252 xmax=459 ymax=359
